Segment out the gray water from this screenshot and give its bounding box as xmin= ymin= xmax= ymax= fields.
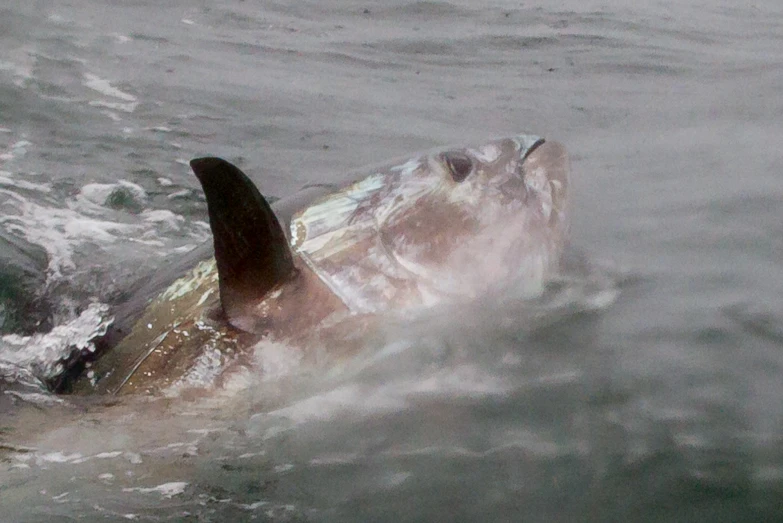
xmin=1 ymin=0 xmax=782 ymax=521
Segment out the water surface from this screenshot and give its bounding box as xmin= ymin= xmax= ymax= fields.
xmin=1 ymin=0 xmax=782 ymax=520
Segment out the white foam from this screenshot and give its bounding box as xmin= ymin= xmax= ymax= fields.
xmin=265 ymin=383 xmax=406 ymax=424
xmin=111 ymin=33 xmax=131 ymax=44
xmin=94 ymin=451 xmax=123 ymax=459
xmin=239 ymin=501 xmax=269 ymax=510
xmin=0 ymin=180 xmax=163 ymax=280
xmin=308 ymin=453 xmax=359 ymax=466
xmin=257 ymin=354 xmax=512 ymax=430
xmin=407 ymin=365 xmax=510 ymax=396
xmin=78 ymin=180 xmax=146 ymax=207
xmin=125 ymin=452 xmax=143 ymax=464
xmin=253 ymin=340 xmax=303 ymax=379
xmin=0 ymin=139 xmax=33 ymax=162
xmin=63 ymin=216 xmax=139 ymax=244
xmin=141 ymin=209 xmax=184 ymax=232
xmin=100 ymin=109 xmax=122 ymax=121
xmin=166 ymin=189 xmax=191 ymax=200
xmin=172 ymin=242 xmax=203 ymax=253
xmin=35 ymin=451 xmax=83 ymax=465
xmin=83 ymin=73 xmax=137 ymax=102
xmin=64 ymin=450 xmax=143 ymax=465
xmin=88 ymin=100 xmax=138 ymax=113
xmin=0 ymin=178 xmax=209 ymax=283
xmin=122 ymin=481 xmax=188 ymax=498
xmin=3 ymin=391 xmax=66 ymax=406
xmin=0 ymin=175 xmax=51 ymax=192
xmin=384 ymin=471 xmax=412 ymax=487
xmin=0 ymin=302 xmax=112 ymax=380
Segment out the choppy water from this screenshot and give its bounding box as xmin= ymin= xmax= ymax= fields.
xmin=1 ymin=0 xmax=782 ymax=521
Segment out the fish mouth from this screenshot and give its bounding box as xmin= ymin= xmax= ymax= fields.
xmin=521 ymin=137 xmax=547 ymax=162
xmin=519 ymin=139 xmax=571 ymax=226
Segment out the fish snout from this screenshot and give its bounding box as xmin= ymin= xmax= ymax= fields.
xmin=520 ymin=140 xmax=570 ymax=226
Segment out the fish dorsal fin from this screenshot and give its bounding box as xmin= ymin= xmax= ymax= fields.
xmin=190 ymin=157 xmax=295 ymax=332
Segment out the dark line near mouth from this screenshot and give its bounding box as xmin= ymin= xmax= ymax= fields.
xmin=521 ymin=138 xmax=546 ymax=161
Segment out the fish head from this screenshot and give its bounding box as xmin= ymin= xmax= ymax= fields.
xmin=292 ymin=135 xmax=571 ymax=312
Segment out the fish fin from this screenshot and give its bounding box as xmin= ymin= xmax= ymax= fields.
xmin=190 ymin=157 xmax=295 ymax=331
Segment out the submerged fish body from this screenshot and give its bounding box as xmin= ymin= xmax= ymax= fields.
xmin=66 ymin=136 xmax=570 ymax=395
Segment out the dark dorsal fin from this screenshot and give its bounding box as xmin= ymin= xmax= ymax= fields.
xmin=190 ymin=157 xmax=295 ymax=332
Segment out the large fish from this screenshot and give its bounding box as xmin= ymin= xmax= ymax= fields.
xmin=63 ymin=135 xmax=570 ymax=395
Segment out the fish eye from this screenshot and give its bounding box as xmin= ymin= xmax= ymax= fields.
xmin=442 ymin=152 xmax=473 ymax=183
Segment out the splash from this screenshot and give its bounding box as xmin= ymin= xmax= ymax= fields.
xmin=0 ymin=302 xmax=113 ymax=384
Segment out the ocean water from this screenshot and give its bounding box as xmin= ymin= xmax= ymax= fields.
xmin=1 ymin=0 xmax=782 ymax=521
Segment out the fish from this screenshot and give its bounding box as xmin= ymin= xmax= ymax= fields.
xmin=61 ymin=135 xmax=570 ymax=395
